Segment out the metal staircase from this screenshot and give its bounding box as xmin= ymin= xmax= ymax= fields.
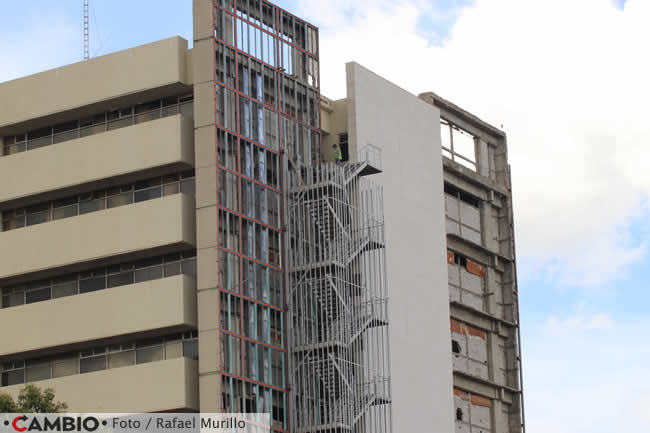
xmin=288 ymin=147 xmax=392 ymax=433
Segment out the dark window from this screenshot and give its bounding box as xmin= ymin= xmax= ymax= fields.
xmin=107 ymin=272 xmax=135 ymax=288
xmin=134 ymin=186 xmax=162 ymax=203
xmin=456 ymin=408 xmax=464 ymax=421
xmin=339 ymin=133 xmax=349 ymax=161
xmin=444 ymin=182 xmax=480 ymax=208
xmin=25 ymin=287 xmax=51 ymax=304
xmin=80 ymin=356 xmax=106 ymax=373
xmin=79 ymin=276 xmax=106 ymax=294
xmin=2 ymin=370 xmax=24 ymax=387
xmin=182 ymin=340 xmax=199 ymax=360
xmin=452 ymin=340 xmax=461 ymax=354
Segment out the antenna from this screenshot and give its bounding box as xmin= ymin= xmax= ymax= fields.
xmin=84 ymin=0 xmax=89 ymax=60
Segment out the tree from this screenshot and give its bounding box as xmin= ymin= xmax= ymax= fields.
xmin=0 ymin=393 xmax=17 ymax=412
xmin=0 ymin=385 xmax=67 ymax=413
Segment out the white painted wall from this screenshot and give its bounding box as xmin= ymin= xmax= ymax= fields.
xmin=346 ymin=62 xmax=454 ymax=432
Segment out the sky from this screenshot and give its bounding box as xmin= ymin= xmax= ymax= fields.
xmin=0 ymin=0 xmax=648 ymax=431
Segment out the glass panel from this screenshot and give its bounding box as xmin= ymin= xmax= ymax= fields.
xmin=163 ymin=183 xmax=179 ymax=196
xmin=3 ymin=292 xmax=24 ymax=308
xmin=80 ymin=356 xmax=106 ymax=373
xmin=107 ymin=272 xmax=134 ymax=288
xmin=134 ymin=266 xmax=163 ymax=283
xmin=134 ymin=186 xmax=162 ymax=203
xmin=136 ymin=346 xmax=164 ymax=364
xmin=52 ymin=129 xmax=79 ymax=144
xmin=52 ymin=204 xmax=78 ymax=221
xmin=165 ymin=341 xmax=182 ymax=359
xmin=25 ymin=364 xmax=52 ymax=382
xmin=2 ymin=370 xmax=25 ymax=386
xmin=182 ymin=258 xmax=197 ymax=277
xmin=108 ymin=351 xmax=135 ymax=369
xmin=79 ymin=276 xmax=106 ymax=294
xmin=79 ymin=198 xmax=105 ymax=215
xmin=163 ymin=262 xmax=181 ymax=277
xmin=52 ymin=357 xmax=78 ymax=378
xmin=107 ymin=192 xmax=133 ymax=208
xmin=106 ymin=117 xmax=132 ymax=131
xmin=26 ymin=136 xmax=51 ymax=150
xmin=25 ymin=287 xmax=51 ymax=304
xmin=180 ymin=179 xmax=196 ymax=196
xmin=52 ymin=281 xmax=78 ymax=298
xmin=26 ymin=206 xmax=51 ymax=226
xmin=182 ymin=340 xmax=199 ymax=360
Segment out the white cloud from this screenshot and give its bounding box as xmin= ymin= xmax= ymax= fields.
xmin=524 ymin=309 xmax=650 ymax=433
xmin=296 ymin=0 xmax=650 ymax=288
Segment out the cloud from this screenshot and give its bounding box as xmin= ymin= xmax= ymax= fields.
xmin=523 ymin=309 xmax=650 ymax=432
xmin=295 ymin=0 xmax=650 ymax=289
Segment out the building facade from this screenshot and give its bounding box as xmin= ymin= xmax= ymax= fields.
xmin=0 ymin=1 xmax=523 ymax=433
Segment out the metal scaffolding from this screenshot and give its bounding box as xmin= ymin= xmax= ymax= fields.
xmin=287 ymin=148 xmax=392 ymax=433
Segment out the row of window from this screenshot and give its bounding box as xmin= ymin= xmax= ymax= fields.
xmin=2 ymin=171 xmax=195 ymax=232
xmin=2 ymin=95 xmax=193 ymax=156
xmin=213 ymin=42 xmax=319 ymax=132
xmin=444 ymin=182 xmax=480 ymax=208
xmin=1 ymin=250 xmax=197 ymax=309
xmin=0 ymin=331 xmax=198 ymax=388
xmin=216 ymin=0 xmax=318 ymax=55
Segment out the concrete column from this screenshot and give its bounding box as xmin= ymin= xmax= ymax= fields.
xmin=476 ymin=138 xmax=490 ymax=178
xmin=194 ymin=0 xmax=222 ymax=413
xmin=480 ymin=202 xmax=498 ymax=252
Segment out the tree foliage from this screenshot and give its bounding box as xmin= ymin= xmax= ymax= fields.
xmin=0 ymin=385 xmax=67 ymax=413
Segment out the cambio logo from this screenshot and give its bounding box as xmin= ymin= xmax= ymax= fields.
xmin=5 ymin=416 xmax=100 ymax=432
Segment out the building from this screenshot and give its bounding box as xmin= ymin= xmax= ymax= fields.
xmin=0 ymin=1 xmax=523 ymax=432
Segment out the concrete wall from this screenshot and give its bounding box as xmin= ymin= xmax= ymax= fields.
xmin=192 ymin=0 xmax=222 ymax=413
xmin=0 ymin=114 xmax=194 ymax=205
xmin=0 ymin=193 xmax=196 ymax=280
xmin=345 ymin=62 xmax=454 ymax=433
xmin=0 ymin=37 xmax=191 ymax=129
xmin=0 ymin=274 xmax=197 ymax=357
xmin=1 ymin=357 xmax=199 ymax=412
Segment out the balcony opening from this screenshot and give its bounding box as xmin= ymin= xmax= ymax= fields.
xmin=441 ymin=118 xmax=477 ymax=171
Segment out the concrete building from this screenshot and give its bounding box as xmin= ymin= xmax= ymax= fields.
xmin=0 ymin=1 xmax=523 ymax=432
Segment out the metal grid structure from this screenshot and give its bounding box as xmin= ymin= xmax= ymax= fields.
xmin=212 ymin=1 xmax=321 ymax=431
xmin=287 ymin=153 xmax=392 ymax=433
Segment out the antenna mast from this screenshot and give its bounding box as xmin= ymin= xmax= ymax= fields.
xmin=84 ymin=0 xmax=89 ymax=60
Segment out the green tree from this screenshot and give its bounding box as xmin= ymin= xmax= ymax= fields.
xmin=0 ymin=385 xmax=67 ymax=413
xmin=0 ymin=393 xmax=17 ymax=412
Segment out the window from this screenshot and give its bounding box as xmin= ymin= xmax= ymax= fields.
xmin=2 ymin=171 xmax=195 ymax=233
xmin=3 ymin=95 xmax=193 ymax=157
xmin=79 ymin=269 xmax=106 ymax=294
xmin=441 ymin=118 xmax=477 ymax=171
xmin=80 ymin=356 xmax=106 ymax=374
xmin=452 ymin=340 xmax=462 ymax=354
xmin=1 ymin=332 xmax=198 ymax=387
xmin=1 ymin=249 xmax=197 ymax=310
xmin=444 ymin=183 xmax=480 ymax=208
xmin=339 ymin=133 xmax=349 ymax=162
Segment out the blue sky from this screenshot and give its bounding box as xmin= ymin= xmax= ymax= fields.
xmin=1 ymin=0 xmax=648 ymax=432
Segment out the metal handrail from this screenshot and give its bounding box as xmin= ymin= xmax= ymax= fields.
xmin=357 ymin=143 xmax=382 ymax=170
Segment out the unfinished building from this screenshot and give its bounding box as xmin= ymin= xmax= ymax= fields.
xmin=0 ymin=1 xmax=522 ymax=432
xmin=319 ymin=64 xmax=525 ymax=433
